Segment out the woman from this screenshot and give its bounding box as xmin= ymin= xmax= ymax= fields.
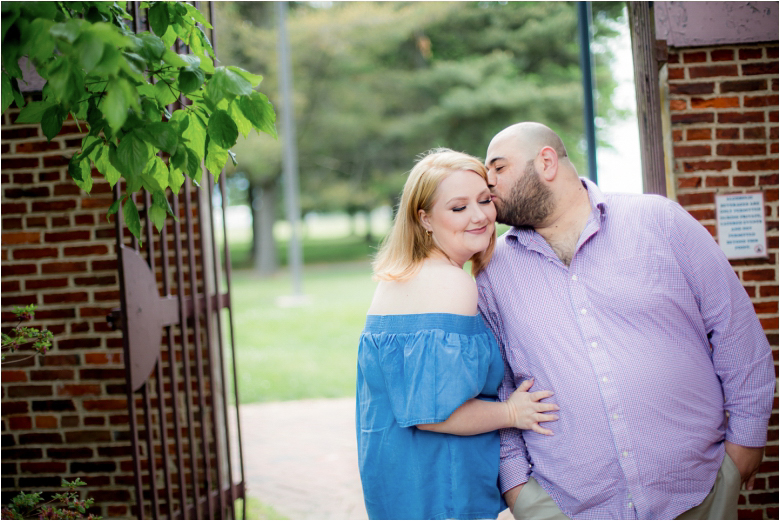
xmin=356 ymin=149 xmax=558 ymax=520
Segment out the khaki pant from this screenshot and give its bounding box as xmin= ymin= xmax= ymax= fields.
xmin=512 ymin=454 xmax=741 ymax=520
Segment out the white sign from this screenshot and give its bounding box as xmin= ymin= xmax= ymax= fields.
xmin=715 ymin=192 xmax=767 ymax=260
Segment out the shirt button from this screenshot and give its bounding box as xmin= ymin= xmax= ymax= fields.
xmin=591 ymin=341 xmax=598 ymax=348
xmin=627 ymin=494 xmax=632 ymax=500
xmin=571 ymin=274 xmax=578 ymax=281
xmin=580 ymin=308 xmax=587 ymax=315
xmin=628 ymin=502 xmax=634 ymax=509
xmin=622 ymin=451 xmax=629 ymax=458
xmin=613 ymin=413 xmax=619 ymax=420
xmin=602 ymin=376 xmax=609 ymax=383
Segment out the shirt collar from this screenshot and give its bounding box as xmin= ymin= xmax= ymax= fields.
xmin=505 ymin=177 xmax=607 ymax=246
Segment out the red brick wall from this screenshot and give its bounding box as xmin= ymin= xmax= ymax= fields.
xmin=667 ymin=41 xmax=779 ymax=519
xmin=1 ymin=105 xmax=133 ymax=518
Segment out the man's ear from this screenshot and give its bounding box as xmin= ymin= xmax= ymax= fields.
xmin=538 ymin=146 xmax=559 ymax=182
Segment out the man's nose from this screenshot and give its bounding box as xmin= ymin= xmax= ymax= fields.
xmin=486 ymin=170 xmax=496 ymax=187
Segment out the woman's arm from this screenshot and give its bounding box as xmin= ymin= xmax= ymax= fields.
xmin=417 ymin=378 xmax=559 ymax=436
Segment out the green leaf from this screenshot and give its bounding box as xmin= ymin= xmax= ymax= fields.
xmin=40 ymin=105 xmax=66 ymax=141
xmin=161 ymin=49 xmax=187 ymax=68
xmin=1 ymin=9 xmax=20 ymax=42
xmin=123 ymin=198 xmax=142 ymax=244
xmin=137 ymin=121 xmax=178 ymax=155
xmin=49 ymin=19 xmax=82 ymax=44
xmin=1 ymin=73 xmax=13 ymax=113
xmin=122 ymin=51 xmax=146 ymax=78
xmin=205 ymin=136 xmax=228 ymax=181
xmin=177 ymin=54 xmax=200 ymax=68
xmin=207 ymin=66 xmax=252 ymax=103
xmin=69 ymin=157 xmax=93 ymax=193
xmin=10 ymin=77 xmax=24 ymax=110
xmin=67 ymin=156 xmax=84 ymax=182
xmin=227 ymin=66 xmax=263 ymax=87
xmin=148 ymin=2 xmax=170 ymax=37
xmin=110 ymin=145 xmax=142 ymax=192
xmin=228 ymin=99 xmax=252 ymax=138
xmin=141 ymin=156 xmax=169 ymax=192
xmin=107 ymin=197 xmax=123 ymax=222
xmin=138 ymin=33 xmax=165 ymax=61
xmin=182 ymin=2 xmax=212 ymax=29
xmin=15 ymin=100 xmax=57 ymax=123
xmin=46 ymin=58 xmax=83 ymax=109
xmin=148 ymin=202 xmax=166 ymax=233
xmin=207 ymin=109 xmax=238 ymax=149
xmin=22 ymin=18 xmax=56 ymax=63
xmin=173 ymin=110 xmax=207 ymax=159
xmin=76 ymin=32 xmax=104 ymax=72
xmin=154 ymin=79 xmax=178 ymax=106
xmin=238 ymin=92 xmax=277 ymax=138
xmin=95 ymin=144 xmax=122 ymax=188
xmin=90 ymin=43 xmax=120 ymax=76
xmin=103 ymin=79 xmax=129 ymax=131
xmin=117 ymin=131 xmax=151 ymax=177
xmin=168 ymin=164 xmax=185 ymax=194
xmin=178 ymin=66 xmax=204 ymax=94
xmin=161 ymin=23 xmax=177 ymax=48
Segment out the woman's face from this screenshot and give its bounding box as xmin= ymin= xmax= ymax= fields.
xmin=419 ymin=169 xmax=496 ymax=267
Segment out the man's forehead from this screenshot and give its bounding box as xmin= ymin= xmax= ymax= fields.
xmin=486 ymin=137 xmax=515 ymax=165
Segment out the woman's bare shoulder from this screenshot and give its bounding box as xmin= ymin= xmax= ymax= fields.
xmin=368 ymin=262 xmax=477 ymax=316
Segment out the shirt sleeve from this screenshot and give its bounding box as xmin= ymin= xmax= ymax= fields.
xmin=667 ymin=200 xmax=775 ymax=447
xmin=478 ymin=277 xmax=532 ymax=492
xmin=378 ymin=328 xmax=495 ymax=428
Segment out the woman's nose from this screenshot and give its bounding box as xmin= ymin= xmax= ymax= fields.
xmin=472 ymin=206 xmax=488 ymax=223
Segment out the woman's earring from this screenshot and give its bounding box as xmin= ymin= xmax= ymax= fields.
xmin=426 ymin=230 xmax=432 ymax=237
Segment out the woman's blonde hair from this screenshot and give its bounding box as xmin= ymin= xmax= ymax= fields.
xmin=372 ymin=148 xmax=496 ymax=281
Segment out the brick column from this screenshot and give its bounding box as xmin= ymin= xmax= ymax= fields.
xmin=2 ymin=105 xmax=133 ymax=518
xmin=667 ymin=42 xmax=778 ymax=520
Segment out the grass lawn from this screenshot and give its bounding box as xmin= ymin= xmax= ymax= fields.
xmin=227 ymin=260 xmax=376 ymax=404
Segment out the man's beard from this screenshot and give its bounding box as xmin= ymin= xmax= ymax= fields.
xmin=494 ymin=160 xmax=554 ymax=228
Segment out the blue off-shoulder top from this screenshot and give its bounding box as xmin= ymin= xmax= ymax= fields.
xmin=356 ymin=313 xmax=505 ymax=520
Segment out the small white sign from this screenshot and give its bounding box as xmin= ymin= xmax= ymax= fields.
xmin=715 ymin=192 xmax=767 ymax=259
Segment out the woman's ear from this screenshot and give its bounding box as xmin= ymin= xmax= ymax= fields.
xmin=418 ymin=209 xmax=432 ymax=232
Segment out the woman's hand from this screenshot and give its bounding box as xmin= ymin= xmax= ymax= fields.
xmin=505 ymin=378 xmax=559 ymax=435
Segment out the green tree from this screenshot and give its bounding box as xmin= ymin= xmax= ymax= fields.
xmin=1 ymin=1 xmax=277 ymax=242
xmin=215 ymin=1 xmax=626 ymax=271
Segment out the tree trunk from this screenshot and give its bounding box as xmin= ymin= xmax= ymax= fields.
xmin=251 ymin=180 xmax=278 ymax=275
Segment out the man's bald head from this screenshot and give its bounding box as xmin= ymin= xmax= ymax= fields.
xmin=488 ymin=122 xmax=568 ymax=163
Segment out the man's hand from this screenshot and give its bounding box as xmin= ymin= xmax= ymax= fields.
xmin=724 ymin=440 xmax=764 ymax=490
xmin=504 ymin=483 xmax=525 ymax=513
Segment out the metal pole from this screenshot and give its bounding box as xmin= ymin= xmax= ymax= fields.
xmin=578 ymin=1 xmax=598 ymax=184
xmin=277 ymin=1 xmax=304 ymax=296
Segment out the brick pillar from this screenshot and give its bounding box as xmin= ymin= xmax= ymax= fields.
xmin=667 ymin=42 xmax=778 ymax=519
xmin=1 ymin=104 xmax=133 ymax=518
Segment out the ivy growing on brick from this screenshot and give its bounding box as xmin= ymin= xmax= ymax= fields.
xmin=1 ymin=1 xmax=277 ymax=241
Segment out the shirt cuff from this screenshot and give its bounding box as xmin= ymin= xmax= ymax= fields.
xmin=499 ymin=455 xmax=531 ymax=495
xmin=726 ymin=414 xmax=769 ymax=447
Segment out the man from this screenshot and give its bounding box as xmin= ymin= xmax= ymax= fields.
xmin=476 ymin=122 xmax=774 ymax=520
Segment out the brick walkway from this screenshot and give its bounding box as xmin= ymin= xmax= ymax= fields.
xmin=237 ymin=398 xmax=367 ymax=520
xmin=236 ymin=398 xmax=512 ymax=520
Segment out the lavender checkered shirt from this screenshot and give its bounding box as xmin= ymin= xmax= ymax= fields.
xmin=476 ymin=179 xmax=774 ymax=520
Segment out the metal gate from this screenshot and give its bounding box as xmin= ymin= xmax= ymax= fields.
xmin=108 ymin=3 xmax=245 ymax=518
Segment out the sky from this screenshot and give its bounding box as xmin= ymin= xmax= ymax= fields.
xmin=596 ymin=17 xmax=643 ymax=194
